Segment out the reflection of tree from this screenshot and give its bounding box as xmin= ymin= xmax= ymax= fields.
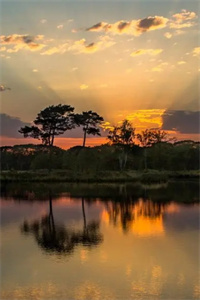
xmin=105 ymin=199 xmax=164 ymax=233
xmin=105 ymin=201 xmax=134 ymax=232
xmin=21 ymin=194 xmax=103 ymax=254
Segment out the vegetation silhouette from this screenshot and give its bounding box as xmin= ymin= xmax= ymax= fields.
xmin=137 ymin=129 xmax=170 ymax=170
xmin=73 ymin=111 xmax=104 ymax=147
xmin=1 ymin=103 xmax=199 ymax=176
xmin=19 ymin=104 xmax=75 ymax=146
xmin=107 ymin=119 xmax=136 ymax=170
xmin=21 ymin=192 xmax=103 ymax=255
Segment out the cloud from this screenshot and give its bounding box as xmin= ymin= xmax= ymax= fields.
xmin=0 ymin=34 xmax=46 ymax=52
xmin=80 ymin=84 xmax=89 ymax=90
xmin=177 ymin=61 xmax=186 ymax=65
xmin=162 ymin=110 xmax=200 ymax=134
xmin=57 ymin=24 xmax=64 ymax=29
xmin=87 ymin=16 xmax=168 ymax=36
xmin=151 ymin=62 xmax=168 ymax=72
xmin=164 ymin=32 xmax=172 ymax=39
xmin=172 ymin=10 xmax=197 ymax=22
xmin=0 ymin=46 xmax=6 ymax=52
xmin=41 ymin=43 xmax=69 ymax=55
xmin=0 ymin=114 xmax=29 ymax=138
xmin=169 ymin=22 xmax=195 ymax=29
xmin=41 ymin=36 xmax=115 ymax=55
xmin=135 ymin=16 xmax=168 ymax=33
xmin=0 ymin=85 xmax=11 ymax=92
xmin=69 ymin=36 xmax=115 ymax=54
xmin=192 ymin=47 xmax=200 ymax=57
xmin=131 ymin=48 xmax=163 ymax=57
xmin=169 ymin=9 xmax=197 ymax=29
xmin=40 ymin=19 xmax=47 ymax=24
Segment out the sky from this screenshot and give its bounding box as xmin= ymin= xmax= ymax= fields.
xmin=0 ymin=0 xmax=199 ymax=148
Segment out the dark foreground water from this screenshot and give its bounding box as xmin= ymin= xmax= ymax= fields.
xmin=1 ymin=181 xmax=200 ymax=300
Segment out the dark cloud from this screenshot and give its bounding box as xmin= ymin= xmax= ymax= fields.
xmin=162 ymin=110 xmax=200 ymax=134
xmin=87 ymin=22 xmax=106 ymax=31
xmin=87 ymin=16 xmax=168 ymax=35
xmin=117 ymin=21 xmax=131 ymax=32
xmin=136 ymin=16 xmax=168 ymax=33
xmin=0 ymin=114 xmax=30 ymax=138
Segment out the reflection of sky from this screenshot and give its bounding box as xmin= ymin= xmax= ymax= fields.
xmin=1 ymin=195 xmax=200 ymax=299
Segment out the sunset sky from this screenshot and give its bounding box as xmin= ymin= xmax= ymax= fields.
xmin=1 ymin=0 xmax=199 ymax=148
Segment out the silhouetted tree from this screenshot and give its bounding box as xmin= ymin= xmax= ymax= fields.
xmin=137 ymin=129 xmax=156 ymax=170
xmin=19 ymin=104 xmax=75 ymax=146
xmin=107 ymin=120 xmax=135 ymax=170
xmin=137 ymin=129 xmax=172 ymax=169
xmin=108 ymin=119 xmax=135 ymax=146
xmin=73 ymin=111 xmax=104 ymax=147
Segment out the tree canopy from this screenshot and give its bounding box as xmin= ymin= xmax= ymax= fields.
xmin=107 ymin=119 xmax=135 ymax=145
xmin=19 ymin=104 xmax=74 ymax=146
xmin=73 ymin=110 xmax=104 ymax=147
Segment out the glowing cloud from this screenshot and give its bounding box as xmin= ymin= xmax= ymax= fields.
xmin=0 ymin=34 xmax=46 ymax=52
xmin=172 ymin=9 xmax=197 ymax=22
xmin=131 ymin=48 xmax=163 ymax=57
xmin=170 ymin=9 xmax=197 ymax=29
xmin=57 ymin=24 xmax=64 ymax=29
xmin=164 ymin=32 xmax=172 ymax=39
xmin=192 ymin=47 xmax=200 ymax=56
xmin=80 ymin=84 xmax=89 ymax=90
xmin=41 ymin=43 xmax=69 ymax=55
xmin=177 ymin=61 xmax=186 ymax=65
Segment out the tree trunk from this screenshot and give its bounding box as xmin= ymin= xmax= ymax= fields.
xmin=83 ymin=129 xmax=87 ymax=147
xmin=82 ymin=197 xmax=86 ymax=229
xmin=49 ymin=192 xmax=55 ymax=234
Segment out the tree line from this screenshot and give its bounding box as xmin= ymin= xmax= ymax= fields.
xmin=19 ymin=104 xmax=103 ymax=147
xmin=1 ymin=104 xmax=199 ymax=172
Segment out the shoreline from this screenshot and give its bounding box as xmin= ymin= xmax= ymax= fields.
xmin=1 ymin=170 xmax=199 ymax=183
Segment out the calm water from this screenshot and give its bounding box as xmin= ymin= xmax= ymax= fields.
xmin=1 ymin=181 xmax=200 ymax=300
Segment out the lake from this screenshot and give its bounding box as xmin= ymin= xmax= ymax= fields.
xmin=1 ymin=181 xmax=200 ymax=300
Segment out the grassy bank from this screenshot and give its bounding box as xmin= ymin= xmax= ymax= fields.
xmin=1 ymin=169 xmax=199 ymax=183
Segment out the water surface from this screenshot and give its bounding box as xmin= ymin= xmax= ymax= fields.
xmin=1 ymin=181 xmax=200 ymax=300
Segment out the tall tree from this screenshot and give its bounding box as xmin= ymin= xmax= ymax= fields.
xmin=74 ymin=111 xmax=104 ymax=147
xmin=137 ymin=129 xmax=171 ymax=170
xmin=107 ymin=119 xmax=135 ymax=146
xmin=107 ymin=120 xmax=135 ymax=170
xmin=19 ymin=104 xmax=75 ymax=146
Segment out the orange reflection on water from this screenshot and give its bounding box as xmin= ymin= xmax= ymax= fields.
xmin=131 ymin=215 xmax=164 ymax=237
xmin=101 ymin=199 xmax=165 ymax=237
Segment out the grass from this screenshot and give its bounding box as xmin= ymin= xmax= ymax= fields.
xmin=1 ymin=169 xmax=199 ymax=183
